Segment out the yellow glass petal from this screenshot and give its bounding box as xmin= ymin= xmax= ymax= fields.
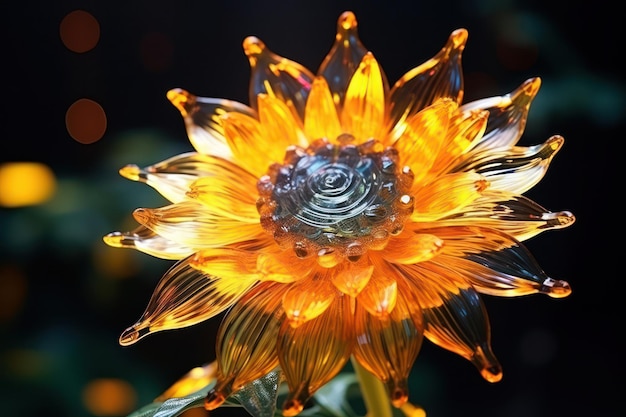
xmin=381 ymin=232 xmax=444 ymax=264
xmin=282 ymin=271 xmax=337 ymax=327
xmin=461 ymin=77 xmax=542 ymax=151
xmin=243 ymin=36 xmax=315 ymax=121
xmin=331 ymin=257 xmax=374 ymax=297
xmin=429 ymin=109 xmax=489 ymax=177
xmin=219 ymin=111 xmax=276 ymax=177
xmin=422 ymin=287 xmax=502 ymax=382
xmin=278 ymin=295 xmax=354 ymax=416
xmin=357 ymin=259 xmax=398 ymax=318
xmin=412 ymin=172 xmax=489 ymax=221
xmin=304 ymin=77 xmax=342 ymax=142
xmin=389 ymin=98 xmax=455 ymax=180
xmin=167 ymin=88 xmax=255 ymax=158
xmin=451 ymin=135 xmax=564 ymax=195
xmin=118 ymin=256 xmax=254 ymax=346
xmin=258 ymin=93 xmax=308 ymax=148
xmin=388 ymin=29 xmax=467 ymax=131
xmin=103 ymin=225 xmax=194 ymax=260
xmin=186 ymin=171 xmax=259 ymax=223
xmin=132 ymin=200 xmax=263 ymax=249
xmin=317 ymin=11 xmax=368 ymax=106
xmin=157 ymin=362 xmax=217 ymax=401
xmin=428 ymin=190 xmax=575 ymax=241
xmin=353 ymin=280 xmax=424 ymax=407
xmin=190 ymin=247 xmax=259 ymax=279
xmin=341 ymin=52 xmax=386 ymax=143
xmin=205 ymin=282 xmax=284 ymax=409
xmin=256 ymin=249 xmax=316 ymax=283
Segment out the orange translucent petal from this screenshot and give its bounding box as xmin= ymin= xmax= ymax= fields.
xmin=277 ymin=295 xmax=354 ymax=416
xmin=190 ymin=247 xmax=259 ymax=279
xmin=331 ymin=257 xmax=374 ymax=297
xmin=206 ymin=282 xmax=284 ymax=409
xmin=381 ymin=231 xmax=444 ymax=264
xmin=118 ymin=256 xmax=254 ymax=346
xmin=243 ymin=36 xmax=314 ymax=121
xmin=258 ymin=94 xmax=308 ymax=148
xmin=157 ymin=361 xmax=218 ymax=401
xmin=357 ymin=259 xmax=398 ymax=318
xmin=431 ymin=190 xmax=575 ymax=242
xmin=422 ymin=286 xmax=502 ymax=382
xmin=167 ymin=88 xmax=255 ymax=158
xmin=432 ymin=253 xmax=571 ymax=298
xmin=412 ymin=171 xmax=489 ymax=221
xmin=341 ymin=53 xmax=386 ymax=143
xmin=389 ymin=98 xmax=455 ymax=180
xmin=451 ymin=135 xmax=564 ymax=195
xmin=419 ymin=226 xmax=572 ymax=298
xmin=186 ymin=172 xmax=259 ymax=223
xmin=103 ymin=225 xmax=194 ymax=260
xmin=132 ymin=200 xmax=263 ymax=249
xmin=119 ymin=152 xmax=218 ymax=203
xmin=430 ymin=109 xmax=489 ymax=177
xmin=353 ymin=280 xmax=424 ymax=407
xmin=461 ymin=77 xmax=542 ymax=151
xmin=282 ymin=271 xmax=337 ymax=327
xmin=388 ymin=29 xmax=467 ymax=131
xmin=304 ymin=77 xmax=342 ymax=142
xmin=317 ymin=11 xmax=368 ymax=106
xmin=219 ymin=111 xmax=276 ymax=177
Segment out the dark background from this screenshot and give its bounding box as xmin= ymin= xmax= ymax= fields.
xmin=1 ymin=1 xmax=622 ymax=417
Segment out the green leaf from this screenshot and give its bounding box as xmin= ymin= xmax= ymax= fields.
xmin=232 ymin=369 xmax=282 ymax=417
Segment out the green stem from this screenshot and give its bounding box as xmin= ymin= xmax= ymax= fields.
xmin=350 ymin=356 xmax=393 ymax=417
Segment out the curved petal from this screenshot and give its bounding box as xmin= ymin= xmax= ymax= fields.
xmin=186 ymin=170 xmax=259 ymax=223
xmin=381 ymin=231 xmax=444 ymax=264
xmin=357 ymin=258 xmax=398 ymax=318
xmin=412 ymin=171 xmax=489 ymax=221
xmin=451 ymin=135 xmax=565 ymax=195
xmin=353 ymin=279 xmax=424 ymax=407
xmin=258 ymin=94 xmax=308 ymax=148
xmin=388 ymin=29 xmax=467 ymax=131
xmin=277 ymin=295 xmax=354 ymax=416
xmin=422 ymin=286 xmax=502 ymax=382
xmin=219 ymin=111 xmax=279 ymax=177
xmin=460 ymin=77 xmax=542 ymax=151
xmin=282 ymin=270 xmax=337 ymax=327
xmin=103 ymin=225 xmax=195 ymax=260
xmin=419 ymin=226 xmax=572 ymax=298
xmin=167 ymin=88 xmax=255 ymax=158
xmin=389 ymin=98 xmax=455 ymax=179
xmin=330 ymin=257 xmax=374 ymax=297
xmin=243 ymin=36 xmax=314 ymax=121
xmin=118 ymin=256 xmax=255 ymax=346
xmin=431 ymin=190 xmax=575 ymax=241
xmin=132 ymin=200 xmax=263 ymax=249
xmin=304 ymin=76 xmax=342 ymax=142
xmin=317 ymin=11 xmax=368 ymax=106
xmin=205 ymin=281 xmax=285 ymax=410
xmin=341 ymin=52 xmax=387 ymax=142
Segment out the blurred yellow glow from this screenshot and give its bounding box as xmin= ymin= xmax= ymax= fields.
xmin=60 ymin=10 xmax=100 ymax=53
xmin=156 ymin=362 xmax=217 ymax=401
xmin=82 ymin=378 xmax=137 ymax=416
xmin=93 ymin=245 xmax=140 ymax=280
xmin=0 ymin=162 xmax=56 ymax=207
xmin=66 ymin=98 xmax=107 ymax=144
xmin=0 ymin=264 xmax=27 ymax=322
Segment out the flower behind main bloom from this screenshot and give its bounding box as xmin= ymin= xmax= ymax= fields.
xmin=104 ymin=11 xmax=574 ymax=416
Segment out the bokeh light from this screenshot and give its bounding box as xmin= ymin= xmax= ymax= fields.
xmin=60 ymin=10 xmax=100 ymax=53
xmin=0 ymin=162 xmax=56 ymax=207
xmin=82 ymin=378 xmax=137 ymax=416
xmin=0 ymin=264 xmax=27 ymax=322
xmin=65 ymin=98 xmax=107 ymax=144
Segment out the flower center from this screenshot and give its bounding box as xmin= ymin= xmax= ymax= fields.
xmin=257 ymin=135 xmax=414 ymax=264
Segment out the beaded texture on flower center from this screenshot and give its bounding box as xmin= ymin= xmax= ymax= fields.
xmin=257 ymin=134 xmax=415 ymax=265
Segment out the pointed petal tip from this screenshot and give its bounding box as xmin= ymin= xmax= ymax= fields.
xmin=242 ymin=36 xmax=265 ymax=57
xmin=472 ymin=346 xmax=503 ymax=383
xmin=542 ymin=278 xmax=572 ymax=298
xmin=449 ymin=28 xmax=469 ymax=49
xmin=204 ymin=388 xmax=228 ymax=410
xmin=166 ymin=88 xmax=195 ymax=116
xmin=103 ymin=231 xmax=127 ymax=248
xmin=338 ymin=11 xmax=358 ymax=30
xmin=118 ymin=164 xmax=142 ymax=181
xmin=519 ymin=77 xmax=542 ymax=97
xmin=119 ymin=324 xmax=150 ymax=346
xmin=282 ymin=398 xmax=305 ymax=417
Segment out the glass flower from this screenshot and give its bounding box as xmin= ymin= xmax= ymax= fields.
xmin=104 ymin=11 xmax=575 ymax=416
